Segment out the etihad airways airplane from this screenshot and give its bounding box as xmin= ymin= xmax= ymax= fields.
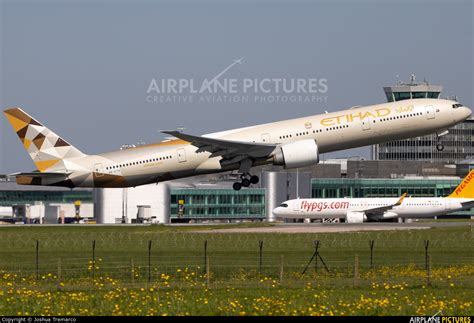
xmin=273 ymin=170 xmax=474 ymax=222
xmin=3 ymin=99 xmax=471 ymax=190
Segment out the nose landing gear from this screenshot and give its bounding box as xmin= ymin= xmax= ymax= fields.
xmin=232 ymin=173 xmax=260 ymax=191
xmin=435 ymin=130 xmax=448 ymax=152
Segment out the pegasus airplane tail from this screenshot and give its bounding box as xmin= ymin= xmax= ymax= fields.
xmin=448 ymin=169 xmax=474 ymax=198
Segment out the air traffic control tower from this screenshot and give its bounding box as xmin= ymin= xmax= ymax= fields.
xmin=372 ymin=75 xmax=474 ymax=164
xmin=382 ymin=74 xmax=442 ymax=102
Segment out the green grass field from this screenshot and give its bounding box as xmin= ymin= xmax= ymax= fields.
xmin=0 ymin=223 xmax=473 ymax=316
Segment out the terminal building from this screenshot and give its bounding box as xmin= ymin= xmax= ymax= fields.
xmin=372 ymin=75 xmax=474 ymax=163
xmin=0 ymin=175 xmax=93 ymax=224
xmin=1 ymin=160 xmax=472 ymax=223
xmin=93 ymin=170 xmax=311 ymax=224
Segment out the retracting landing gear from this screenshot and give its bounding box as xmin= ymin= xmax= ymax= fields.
xmin=232 ymin=182 xmax=242 ymax=191
xmin=232 ymin=159 xmax=259 ymax=191
xmin=233 ymin=173 xmax=259 ymax=191
xmin=250 ymin=175 xmax=259 ymax=184
xmin=436 ymin=130 xmax=448 ymax=151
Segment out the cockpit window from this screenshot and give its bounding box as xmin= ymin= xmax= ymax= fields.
xmin=452 ymin=103 xmax=463 ymax=109
xmin=279 ymin=203 xmax=288 ymax=208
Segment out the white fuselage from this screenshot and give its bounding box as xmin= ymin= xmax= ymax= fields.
xmin=49 ymin=98 xmax=471 ymax=187
xmin=273 ymin=197 xmax=474 ymax=221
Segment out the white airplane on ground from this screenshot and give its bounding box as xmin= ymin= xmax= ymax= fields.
xmin=273 ymin=170 xmax=474 ymax=222
xmin=3 ymin=99 xmax=471 ymax=190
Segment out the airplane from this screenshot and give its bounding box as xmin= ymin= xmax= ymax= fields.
xmin=3 ymin=98 xmax=471 ymax=190
xmin=273 ymin=169 xmax=474 ymax=222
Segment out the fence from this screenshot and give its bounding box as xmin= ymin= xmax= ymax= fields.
xmin=0 ymin=230 xmax=473 ymax=290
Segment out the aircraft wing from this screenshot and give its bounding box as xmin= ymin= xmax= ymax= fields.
xmin=161 ymin=131 xmax=277 ymax=165
xmin=361 ymin=193 xmax=407 ymax=217
xmin=10 ymin=171 xmax=72 ymax=177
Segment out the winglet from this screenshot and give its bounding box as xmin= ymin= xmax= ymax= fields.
xmin=395 ymin=192 xmax=407 ymax=206
xmin=161 ymin=130 xmax=181 ymax=137
xmin=160 ymin=130 xmax=193 ymax=143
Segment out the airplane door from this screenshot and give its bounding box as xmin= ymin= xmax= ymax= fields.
xmin=94 ymin=163 xmax=104 ymax=177
xmin=261 ymin=133 xmax=270 ymax=143
xmin=293 ymin=199 xmax=300 ymax=212
xmin=361 ymin=118 xmax=371 ymax=131
xmin=177 ymin=148 xmax=187 ymax=163
xmin=425 ymin=105 xmax=435 ymax=120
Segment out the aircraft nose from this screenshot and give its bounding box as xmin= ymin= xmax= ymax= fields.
xmin=273 ymin=207 xmax=286 ymax=218
xmin=462 ymin=106 xmax=472 ymax=119
xmin=273 ymin=207 xmax=282 ymax=216
xmin=452 ymin=104 xmax=472 ymax=122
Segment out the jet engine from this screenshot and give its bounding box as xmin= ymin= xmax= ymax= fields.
xmin=381 ymin=211 xmax=398 ymax=220
xmin=370 ymin=212 xmax=399 ymax=221
xmin=346 ymin=211 xmax=367 ymax=223
xmin=272 ymin=139 xmax=319 ymax=168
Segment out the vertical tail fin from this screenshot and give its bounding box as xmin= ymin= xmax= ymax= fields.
xmin=448 ymin=169 xmax=474 ymax=198
xmin=3 ymin=107 xmax=86 ymax=172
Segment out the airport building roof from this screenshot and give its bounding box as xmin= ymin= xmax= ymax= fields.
xmin=0 ymin=180 xmax=92 ymax=192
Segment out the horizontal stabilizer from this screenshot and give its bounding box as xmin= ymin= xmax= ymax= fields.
xmin=10 ymin=171 xmax=72 ymax=177
xmin=10 ymin=171 xmax=71 ymax=186
xmin=460 ymin=200 xmax=474 ymax=209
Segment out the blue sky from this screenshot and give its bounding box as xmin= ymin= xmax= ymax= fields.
xmin=0 ymin=0 xmax=472 ymax=173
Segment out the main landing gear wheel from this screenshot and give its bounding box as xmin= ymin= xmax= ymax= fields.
xmin=232 ymin=173 xmax=260 ymax=190
xmin=436 ymin=143 xmax=444 ymax=151
xmin=241 ymin=178 xmax=251 ymax=187
xmin=250 ymin=175 xmax=259 ymax=184
xmin=233 ymin=182 xmax=242 ymax=191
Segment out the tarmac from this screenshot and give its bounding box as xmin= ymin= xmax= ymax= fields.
xmin=2 ymin=221 xmax=472 ymax=234
xmin=194 ymin=221 xmax=473 ymax=233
